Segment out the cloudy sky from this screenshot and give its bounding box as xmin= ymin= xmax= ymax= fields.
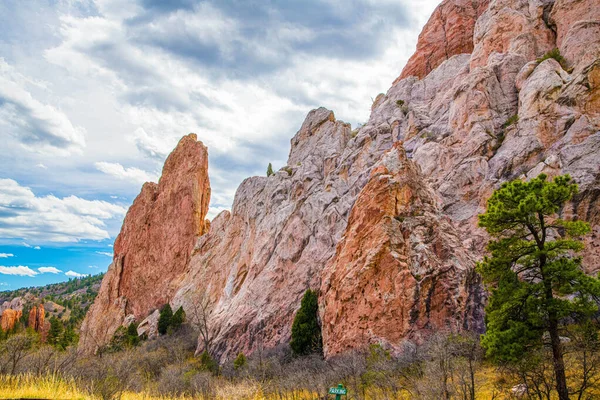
xmin=0 ymin=0 xmax=439 ymax=290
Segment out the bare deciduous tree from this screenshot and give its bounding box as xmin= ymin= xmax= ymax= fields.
xmin=185 ymin=290 xmax=214 ymax=355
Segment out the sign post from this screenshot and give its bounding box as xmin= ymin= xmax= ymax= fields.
xmin=328 ymin=383 xmax=347 ymax=400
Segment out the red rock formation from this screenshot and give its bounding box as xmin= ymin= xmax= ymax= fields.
xmin=0 ymin=309 xmax=22 ymax=332
xmin=79 ymin=133 xmax=211 ymax=353
xmin=321 ymin=143 xmax=483 ymax=356
xmin=394 ymin=0 xmax=489 ymax=82
xmin=80 ymin=0 xmax=600 ymax=361
xmin=28 ymin=304 xmax=45 ymax=332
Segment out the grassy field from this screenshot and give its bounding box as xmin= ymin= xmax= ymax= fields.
xmin=0 ymin=371 xmax=505 ymax=400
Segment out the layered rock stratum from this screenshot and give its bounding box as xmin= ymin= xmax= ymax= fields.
xmin=80 ymin=0 xmax=600 ymax=359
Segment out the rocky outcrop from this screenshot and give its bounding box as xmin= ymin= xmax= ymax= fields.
xmin=28 ymin=304 xmax=45 ymax=331
xmin=321 ymin=143 xmax=483 ymax=356
xmin=0 ymin=309 xmax=22 ymax=332
xmin=137 ymin=309 xmax=160 ymax=339
xmin=81 ymin=0 xmax=600 ymax=360
xmin=171 ymin=108 xmax=363 ymax=360
xmin=79 ymin=134 xmax=211 ymax=354
xmin=396 ymin=0 xmax=489 ymax=81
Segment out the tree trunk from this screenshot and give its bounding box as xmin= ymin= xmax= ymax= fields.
xmin=549 ymin=315 xmax=569 ymax=400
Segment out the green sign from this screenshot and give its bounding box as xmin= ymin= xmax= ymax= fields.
xmin=329 ymin=384 xmax=347 ymax=397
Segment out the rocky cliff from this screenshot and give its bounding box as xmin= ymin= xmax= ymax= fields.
xmin=79 ymin=134 xmax=211 ymax=353
xmin=80 ymin=0 xmax=600 ymax=359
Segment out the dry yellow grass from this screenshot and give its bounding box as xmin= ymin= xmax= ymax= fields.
xmin=1 ymin=369 xmax=598 ymax=400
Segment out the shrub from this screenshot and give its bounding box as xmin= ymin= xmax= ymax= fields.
xmin=537 ymin=48 xmax=568 ymax=70
xmin=266 ymin=163 xmax=274 ymax=177
xmin=199 ymin=350 xmax=219 ymax=375
xmin=502 ymin=114 xmax=519 ymax=129
xmin=233 ymin=352 xmax=247 ymax=370
xmin=157 ymin=304 xmax=173 ymax=335
xmin=290 ymin=289 xmax=322 ymax=356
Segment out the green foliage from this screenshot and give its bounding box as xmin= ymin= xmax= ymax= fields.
xmin=158 ymin=304 xmax=173 ymax=335
xmin=59 ymin=325 xmax=77 ymax=349
xmin=477 ymin=174 xmax=600 ymax=399
xmin=282 ymin=166 xmax=293 ymax=176
xmin=267 ymin=163 xmax=274 ymax=177
xmin=395 ymin=99 xmax=405 ymax=107
xmin=537 ymin=48 xmax=568 ymax=70
xmin=199 ymin=350 xmax=219 ymax=374
xmin=290 ymin=289 xmax=322 ymax=356
xmin=233 ymin=352 xmax=247 ymax=370
xmin=47 ymin=317 xmax=63 ymax=347
xmin=502 ymin=114 xmax=519 ymax=129
xmin=171 ymin=307 xmax=186 ymax=331
xmin=126 ymin=323 xmax=140 ymax=347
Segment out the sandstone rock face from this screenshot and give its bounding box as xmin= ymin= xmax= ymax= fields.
xmin=0 ymin=309 xmax=22 ymax=332
xmin=172 ymin=107 xmax=366 ymax=360
xmin=396 ymin=0 xmax=489 ymax=81
xmin=469 ymin=0 xmax=556 ymax=69
xmin=321 ymin=143 xmax=484 ymax=356
xmin=81 ymin=0 xmax=600 ymax=360
xmin=79 ymin=134 xmax=211 ymax=353
xmin=28 ymin=304 xmax=45 ymax=332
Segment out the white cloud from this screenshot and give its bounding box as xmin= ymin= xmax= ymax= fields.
xmin=36 ymin=163 xmax=48 ymax=169
xmin=34 ymin=246 xmax=41 ymax=250
xmin=38 ymin=266 xmax=62 ymax=274
xmin=0 ymin=179 xmax=127 ymax=243
xmin=95 ymin=161 xmax=158 ymax=185
xmin=65 ymin=270 xmax=88 ymax=278
xmin=88 ymin=265 xmax=99 ymax=269
xmin=0 ymin=253 xmax=14 ymax=258
xmin=0 ymin=266 xmax=38 ymax=277
xmin=0 ymin=59 xmax=86 ymax=155
xmin=96 ymin=251 xmax=113 ymax=257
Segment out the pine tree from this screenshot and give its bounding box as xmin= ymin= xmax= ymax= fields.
xmin=47 ymin=317 xmax=63 ymax=346
xmin=158 ymin=304 xmax=173 ymax=335
xmin=59 ymin=326 xmax=77 ymax=349
xmin=126 ymin=322 xmax=140 ymax=346
xmin=478 ymin=174 xmax=600 ymax=400
xmin=266 ymin=163 xmax=274 ymax=177
xmin=290 ymin=289 xmax=322 ymax=356
xmin=171 ymin=307 xmax=186 ymax=331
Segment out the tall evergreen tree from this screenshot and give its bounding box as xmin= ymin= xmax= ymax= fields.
xmin=47 ymin=317 xmax=63 ymax=346
xmin=478 ymin=174 xmax=600 ymax=400
xmin=290 ymin=289 xmax=322 ymax=356
xmin=266 ymin=163 xmax=274 ymax=177
xmin=171 ymin=307 xmax=186 ymax=331
xmin=158 ymin=304 xmax=173 ymax=335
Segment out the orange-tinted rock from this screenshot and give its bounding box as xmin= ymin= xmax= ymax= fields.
xmin=28 ymin=304 xmax=45 ymax=332
xmin=395 ymin=0 xmax=489 ymax=82
xmin=0 ymin=309 xmax=22 ymax=332
xmin=321 ymin=143 xmax=483 ymax=356
xmin=550 ymin=0 xmax=600 ymax=48
xmin=469 ymin=0 xmax=555 ymax=69
xmin=79 ymin=133 xmax=211 ymax=354
xmin=550 ymin=0 xmax=600 ymax=71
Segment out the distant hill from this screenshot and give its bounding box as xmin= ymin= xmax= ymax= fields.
xmin=0 ymin=274 xmax=104 ymax=331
